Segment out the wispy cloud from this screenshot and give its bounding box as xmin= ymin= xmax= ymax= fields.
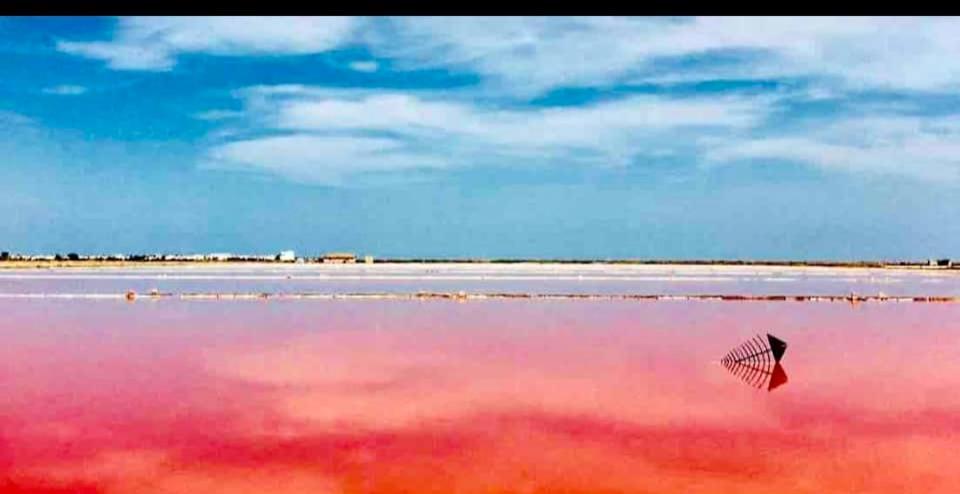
xmin=348 ymin=60 xmax=379 ymax=73
xmin=51 ymin=17 xmax=960 ymax=186
xmin=41 ymin=85 xmax=88 ymax=96
xmin=203 ymin=86 xmax=775 ymax=184
xmin=58 ymin=17 xmax=960 ymax=95
xmin=385 ymin=17 xmax=960 ymax=94
xmin=0 ymin=110 xmax=34 ymax=127
xmin=205 ymin=134 xmax=449 ymax=185
xmin=705 ymin=116 xmax=960 ymax=181
xmin=192 ymin=109 xmax=245 ymax=121
xmin=57 ymin=17 xmax=355 ymax=71
xmin=202 ymin=84 xmax=960 ymax=185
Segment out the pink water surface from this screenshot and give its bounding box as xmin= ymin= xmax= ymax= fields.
xmin=1 ymin=299 xmax=958 ymax=493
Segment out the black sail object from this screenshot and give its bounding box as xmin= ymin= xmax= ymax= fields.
xmin=721 ymin=333 xmax=788 ymax=365
xmin=721 ymin=333 xmax=789 ymax=392
xmin=767 ymin=333 xmax=788 ymax=363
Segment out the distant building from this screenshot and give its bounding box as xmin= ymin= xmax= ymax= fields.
xmin=322 ymin=252 xmax=356 ymax=264
xmin=206 ymin=253 xmax=231 ymax=261
xmin=277 ymin=250 xmax=296 ymax=262
xmin=364 ymin=255 xmax=374 ymax=264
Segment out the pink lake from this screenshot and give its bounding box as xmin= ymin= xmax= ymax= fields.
xmin=1 ymin=295 xmax=959 ymax=493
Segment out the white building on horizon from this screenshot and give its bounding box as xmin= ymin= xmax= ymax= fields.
xmin=277 ymin=250 xmax=296 ymax=262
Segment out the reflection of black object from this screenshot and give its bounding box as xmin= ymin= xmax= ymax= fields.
xmin=721 ymin=334 xmax=789 ymax=392
xmin=722 ymin=359 xmax=789 ymax=391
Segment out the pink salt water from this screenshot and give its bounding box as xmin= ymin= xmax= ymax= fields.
xmin=1 ymin=268 xmax=958 ymax=493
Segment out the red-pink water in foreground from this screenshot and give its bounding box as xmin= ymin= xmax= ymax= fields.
xmin=1 ymin=299 xmax=958 ymax=493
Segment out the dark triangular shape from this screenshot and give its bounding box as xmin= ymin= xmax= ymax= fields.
xmin=768 ymin=362 xmax=788 ymax=391
xmin=767 ymin=333 xmax=787 ymax=363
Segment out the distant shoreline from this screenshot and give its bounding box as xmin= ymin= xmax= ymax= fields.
xmin=0 ymin=259 xmax=956 ymax=271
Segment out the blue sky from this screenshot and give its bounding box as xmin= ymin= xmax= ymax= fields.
xmin=2 ymin=16 xmax=959 ymax=259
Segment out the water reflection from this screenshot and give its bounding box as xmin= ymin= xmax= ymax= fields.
xmin=3 ymin=300 xmax=960 ymax=493
xmin=722 ymin=359 xmax=789 ymax=391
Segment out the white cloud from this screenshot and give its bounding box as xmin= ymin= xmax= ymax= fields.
xmin=203 ymin=85 xmax=960 ymax=185
xmin=192 ymin=109 xmax=244 ymax=121
xmin=59 ymin=17 xmax=960 ymax=94
xmin=704 ymin=116 xmax=960 ymax=181
xmin=204 ymin=134 xmax=448 ymax=185
xmin=348 ymin=60 xmax=379 ymax=72
xmin=54 ymin=17 xmax=960 ymax=184
xmin=365 ymin=17 xmax=960 ymax=94
xmin=203 ymin=87 xmax=774 ymax=184
xmin=0 ymin=111 xmax=34 ymax=127
xmin=57 ymin=16 xmax=355 ymax=71
xmin=57 ymin=40 xmax=174 ymax=71
xmin=272 ymin=92 xmax=765 ymax=148
xmin=41 ymin=85 xmax=88 ymax=96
